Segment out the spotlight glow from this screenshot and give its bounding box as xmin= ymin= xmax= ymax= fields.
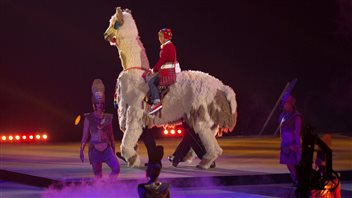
xmin=0 ymin=132 xmax=48 ymax=143
xmin=177 ymin=129 xmax=182 ymax=134
xmin=74 ymin=115 xmax=81 ymax=126
xmin=170 ymin=129 xmax=175 ymax=134
xmin=163 ymin=129 xmax=169 ymax=135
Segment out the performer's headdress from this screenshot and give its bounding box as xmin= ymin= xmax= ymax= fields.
xmin=91 ymin=79 xmax=105 ymax=105
xmin=281 ymin=78 xmax=297 ymax=108
xmin=282 ymin=94 xmax=296 ymax=107
xmin=159 ymin=28 xmax=173 ymax=40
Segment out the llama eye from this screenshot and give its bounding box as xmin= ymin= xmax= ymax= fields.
xmin=114 ymin=21 xmax=119 ymax=30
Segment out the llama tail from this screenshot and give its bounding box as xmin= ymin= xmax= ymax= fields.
xmin=209 ymin=85 xmax=238 ymax=136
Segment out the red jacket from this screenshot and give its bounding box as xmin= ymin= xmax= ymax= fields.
xmin=153 ymin=41 xmax=177 ymax=73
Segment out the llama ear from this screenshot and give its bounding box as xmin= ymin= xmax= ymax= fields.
xmin=115 ymin=7 xmax=124 ymax=25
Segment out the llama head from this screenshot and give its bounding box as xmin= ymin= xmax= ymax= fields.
xmin=104 ymin=7 xmax=138 ymax=47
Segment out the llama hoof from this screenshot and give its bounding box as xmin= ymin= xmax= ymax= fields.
xmin=127 ymin=154 xmax=140 ymax=168
xmin=116 ymin=152 xmax=127 ymax=162
xmin=210 ymin=161 xmax=216 ymax=168
xmin=197 ymin=161 xmax=215 ymax=169
xmin=197 ymin=158 xmax=214 ymax=170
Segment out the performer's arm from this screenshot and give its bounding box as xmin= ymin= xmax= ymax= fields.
xmin=81 ymin=117 xmax=89 ymax=151
xmin=294 ymin=116 xmax=302 ymax=154
xmin=80 ymin=117 xmax=89 ymax=162
xmin=108 ymin=124 xmax=116 ymax=153
xmin=153 ymin=45 xmax=170 ymax=73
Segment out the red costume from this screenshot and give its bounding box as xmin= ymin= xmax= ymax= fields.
xmin=153 ymin=40 xmax=177 ymax=73
xmin=148 ymin=28 xmax=178 ymax=114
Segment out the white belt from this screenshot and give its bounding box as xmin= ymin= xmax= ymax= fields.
xmin=161 ymin=62 xmax=181 ymax=73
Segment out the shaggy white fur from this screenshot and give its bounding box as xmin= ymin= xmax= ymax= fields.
xmin=104 ymin=8 xmax=238 ymax=169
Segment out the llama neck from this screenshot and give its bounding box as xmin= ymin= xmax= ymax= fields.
xmin=116 ymin=37 xmax=150 ymax=70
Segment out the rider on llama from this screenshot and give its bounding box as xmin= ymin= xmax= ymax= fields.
xmin=148 ymin=28 xmax=180 ymax=114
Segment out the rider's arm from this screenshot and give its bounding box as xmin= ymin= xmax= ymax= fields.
xmin=153 ymin=44 xmax=172 ymax=73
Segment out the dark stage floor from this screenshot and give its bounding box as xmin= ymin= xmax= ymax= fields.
xmin=1 ymin=135 xmax=351 ymax=197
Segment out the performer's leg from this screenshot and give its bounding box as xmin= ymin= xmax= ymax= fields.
xmin=184 ymin=124 xmax=206 ymax=159
xmin=148 ymin=75 xmax=160 ymax=104
xmin=106 ymin=152 xmax=120 ymax=177
xmin=170 ymin=131 xmax=192 ymax=167
xmin=91 ymin=162 xmax=103 ymax=178
xmin=287 ymin=164 xmax=298 ymax=184
xmin=140 ymin=128 xmax=157 ymax=164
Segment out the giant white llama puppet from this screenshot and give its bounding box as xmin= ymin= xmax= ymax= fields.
xmin=104 ymin=7 xmax=238 ymax=169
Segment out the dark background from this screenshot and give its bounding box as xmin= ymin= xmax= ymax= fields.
xmin=1 ymin=0 xmax=351 ymax=142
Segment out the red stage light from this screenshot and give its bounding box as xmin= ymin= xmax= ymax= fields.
xmin=0 ymin=132 xmax=49 ymax=143
xmin=170 ymin=129 xmax=175 ymax=134
xmin=177 ymin=129 xmax=182 ymax=134
xmin=163 ymin=129 xmax=169 ymax=135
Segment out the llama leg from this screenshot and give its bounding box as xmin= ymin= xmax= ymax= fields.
xmin=120 ymin=126 xmax=143 ymax=167
xmin=192 ymin=121 xmax=218 ymax=169
xmin=213 ymin=130 xmax=223 ymax=156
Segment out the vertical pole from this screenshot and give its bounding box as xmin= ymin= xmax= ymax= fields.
xmin=258 ymin=82 xmax=289 ymax=135
xmin=258 ymin=78 xmax=297 ymax=136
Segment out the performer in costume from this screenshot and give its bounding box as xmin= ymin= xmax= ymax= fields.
xmin=148 ymin=28 xmax=180 ymax=115
xmin=279 ymin=93 xmax=302 ymax=185
xmin=168 ymin=123 xmax=216 ymax=169
xmin=138 ymin=146 xmax=170 ymax=197
xmin=80 ymin=79 xmax=120 ymax=178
